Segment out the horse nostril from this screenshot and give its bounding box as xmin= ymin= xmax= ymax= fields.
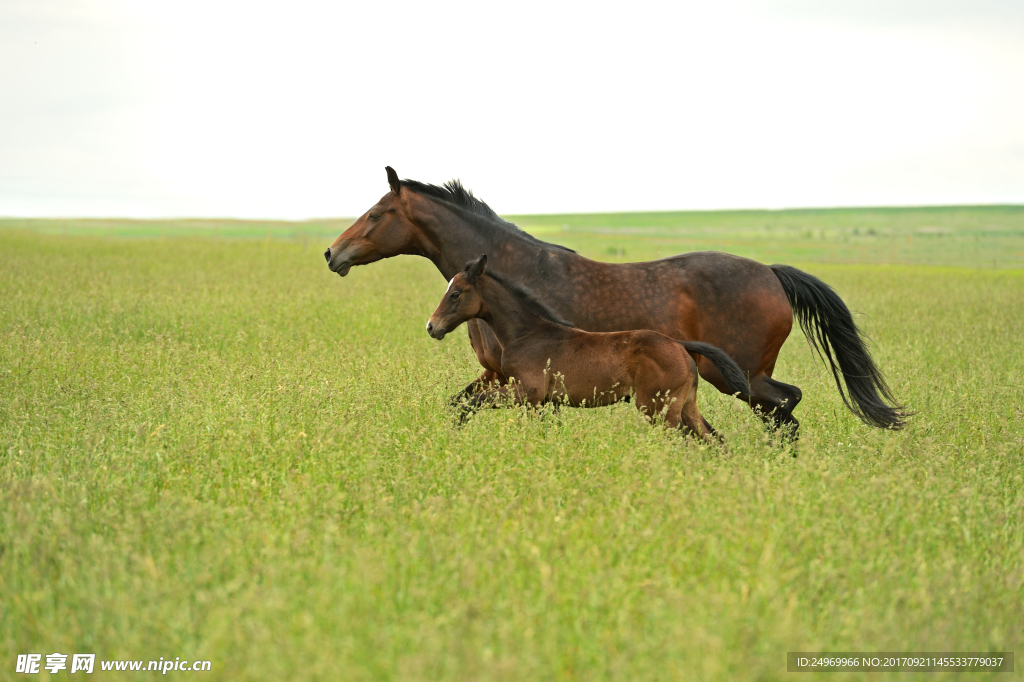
xmin=323 ymin=248 xmax=331 ymax=262
xmin=426 ymin=321 xmax=434 ymax=334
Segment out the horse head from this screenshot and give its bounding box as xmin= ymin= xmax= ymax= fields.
xmin=324 ymin=166 xmax=424 ymax=276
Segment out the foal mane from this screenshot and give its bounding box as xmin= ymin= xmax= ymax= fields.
xmin=400 ymin=178 xmax=576 ymax=254
xmin=485 ymin=271 xmax=575 ymax=329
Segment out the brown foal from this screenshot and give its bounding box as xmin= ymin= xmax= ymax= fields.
xmin=427 ymin=256 xmax=751 ymax=440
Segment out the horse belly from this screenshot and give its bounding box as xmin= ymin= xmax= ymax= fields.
xmin=565 ymin=254 xmax=792 ymax=390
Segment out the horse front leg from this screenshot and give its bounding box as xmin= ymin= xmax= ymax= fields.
xmin=449 ymin=369 xmax=507 ymax=407
xmin=455 ymin=382 xmax=523 ymax=425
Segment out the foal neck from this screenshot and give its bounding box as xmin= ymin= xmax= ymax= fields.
xmin=477 ymin=275 xmax=565 ymax=347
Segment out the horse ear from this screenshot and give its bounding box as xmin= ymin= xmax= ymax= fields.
xmin=385 ymin=166 xmax=401 ymax=195
xmin=465 ymin=254 xmax=487 ymax=282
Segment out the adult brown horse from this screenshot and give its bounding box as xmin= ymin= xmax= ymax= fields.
xmin=326 ymin=167 xmax=907 ymax=434
xmin=427 ymin=254 xmax=751 ymax=440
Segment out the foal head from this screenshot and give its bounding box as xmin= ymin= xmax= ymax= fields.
xmin=426 ymin=255 xmax=488 ymax=340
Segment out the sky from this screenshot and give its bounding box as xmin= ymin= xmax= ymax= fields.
xmin=1 ymin=0 xmax=1023 ymax=218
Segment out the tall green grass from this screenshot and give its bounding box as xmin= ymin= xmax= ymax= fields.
xmin=1 ymin=228 xmax=1022 ymax=680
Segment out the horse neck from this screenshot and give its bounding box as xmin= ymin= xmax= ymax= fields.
xmin=404 ymin=194 xmax=551 ymax=281
xmin=477 ymin=276 xmax=555 ymax=347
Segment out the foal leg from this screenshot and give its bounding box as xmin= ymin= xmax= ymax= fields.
xmin=633 ymin=385 xmax=672 ymax=425
xmin=677 ymin=388 xmax=717 ymax=442
xmin=650 ymin=384 xmax=715 ymax=443
xmin=635 ymin=381 xmax=714 ymax=442
xmin=450 ymin=320 xmax=508 ymax=405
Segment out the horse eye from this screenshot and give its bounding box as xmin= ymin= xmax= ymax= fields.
xmin=368 ymin=213 xmax=381 ymax=221
xmin=450 ymin=290 xmax=461 ymax=300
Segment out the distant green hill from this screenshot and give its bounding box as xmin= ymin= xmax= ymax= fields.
xmin=0 ymin=217 xmax=352 ymax=242
xmin=3 ymin=205 xmax=1023 ymax=268
xmin=510 ymin=205 xmax=1024 ymax=268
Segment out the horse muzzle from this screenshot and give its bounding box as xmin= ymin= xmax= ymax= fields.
xmin=324 ymin=245 xmax=354 ymax=277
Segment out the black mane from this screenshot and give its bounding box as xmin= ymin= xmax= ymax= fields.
xmin=487 ymin=271 xmax=575 ymax=328
xmin=401 ymin=178 xmax=576 ymax=253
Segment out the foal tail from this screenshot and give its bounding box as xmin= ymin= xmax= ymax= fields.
xmin=770 ymin=264 xmax=909 ymax=429
xmin=678 ymin=341 xmax=751 ymax=398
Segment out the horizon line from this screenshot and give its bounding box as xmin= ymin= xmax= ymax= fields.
xmin=2 ymin=202 xmax=1023 ymax=223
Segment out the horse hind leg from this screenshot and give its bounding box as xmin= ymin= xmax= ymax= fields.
xmin=700 ymin=415 xmax=718 ymax=438
xmin=746 ymin=374 xmax=802 ymax=439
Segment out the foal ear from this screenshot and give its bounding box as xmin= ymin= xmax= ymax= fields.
xmin=464 ymin=254 xmax=487 ymax=282
xmin=385 ymin=166 xmax=401 ymax=195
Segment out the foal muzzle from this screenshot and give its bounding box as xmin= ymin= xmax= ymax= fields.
xmin=426 ymin=320 xmax=447 ymax=340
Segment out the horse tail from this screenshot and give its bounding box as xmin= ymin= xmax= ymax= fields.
xmin=770 ymin=264 xmax=909 ymax=429
xmin=678 ymin=341 xmax=751 ymax=398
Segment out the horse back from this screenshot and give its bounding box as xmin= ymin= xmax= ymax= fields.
xmin=550 ymin=251 xmax=787 ymax=334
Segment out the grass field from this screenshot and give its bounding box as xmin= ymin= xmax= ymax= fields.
xmin=2 ymin=208 xmax=1023 ymax=680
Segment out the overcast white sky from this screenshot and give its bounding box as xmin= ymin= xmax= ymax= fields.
xmin=1 ymin=0 xmax=1023 ymax=218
